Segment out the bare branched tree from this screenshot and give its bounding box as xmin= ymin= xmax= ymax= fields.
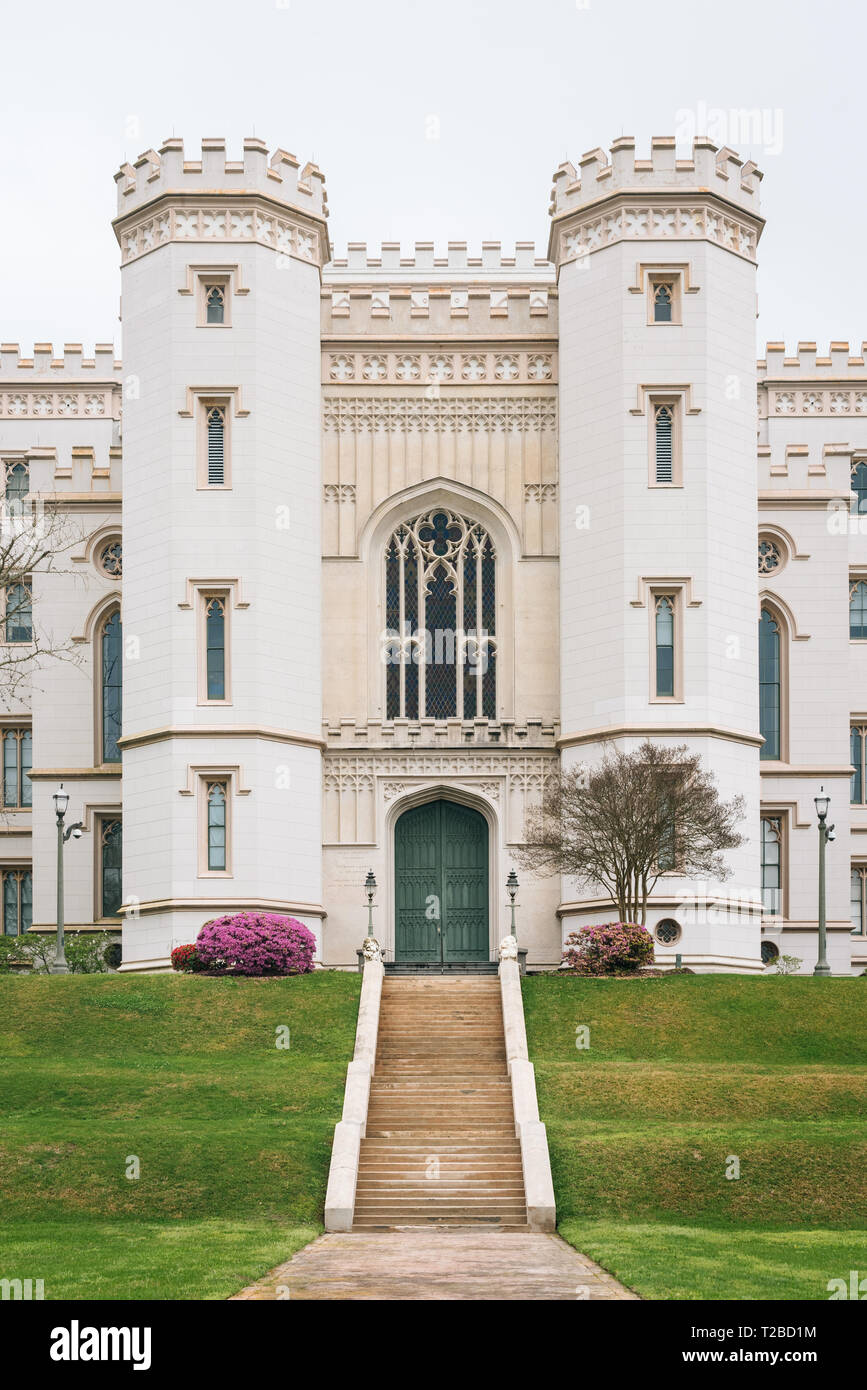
xmin=516 ymin=740 xmax=745 ymax=925
xmin=0 ymin=491 xmax=85 ymax=708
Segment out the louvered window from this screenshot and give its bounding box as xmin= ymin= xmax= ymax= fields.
xmin=654 ymin=405 xmax=674 ymax=484
xmin=207 ymin=407 xmax=226 ymax=486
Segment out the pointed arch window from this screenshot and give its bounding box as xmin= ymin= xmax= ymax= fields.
xmin=100 ymin=609 xmax=122 ymax=764
xmin=5 ymin=581 xmax=32 ymax=644
xmin=652 ymin=282 xmax=673 ymax=322
xmin=850 ymin=580 xmax=867 ymax=639
xmin=654 ymin=596 xmax=676 ymax=697
xmin=2 ymin=868 xmax=32 ymax=935
xmin=205 ymin=597 xmax=226 ymax=700
xmin=852 ymin=725 xmax=867 ymax=805
xmin=206 ymin=286 xmax=225 ymax=324
xmin=206 ymin=407 xmax=226 ymax=486
xmin=851 ymin=461 xmax=867 ymax=515
xmin=100 ymin=818 xmax=122 ymax=918
xmin=384 ymin=509 xmax=497 ymax=721
xmin=761 ymin=814 xmax=784 ymax=916
xmin=207 ymin=782 xmax=228 ymax=871
xmin=4 ymin=461 xmax=29 ymax=505
xmin=759 ymin=606 xmax=782 ymax=760
xmin=2 ymin=728 xmax=31 ymax=809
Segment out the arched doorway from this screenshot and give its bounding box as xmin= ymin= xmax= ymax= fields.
xmin=394 ymin=799 xmax=489 ymax=964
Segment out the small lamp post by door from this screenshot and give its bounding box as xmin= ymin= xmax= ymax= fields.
xmin=364 ymin=869 xmax=377 ymax=938
xmin=813 ymin=787 xmax=834 ymax=978
xmin=506 ymin=870 xmax=519 ymax=940
xmin=52 ymin=784 xmax=85 ymax=975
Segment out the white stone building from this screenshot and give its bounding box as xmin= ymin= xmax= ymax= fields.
xmin=1 ymin=133 xmax=864 ymax=975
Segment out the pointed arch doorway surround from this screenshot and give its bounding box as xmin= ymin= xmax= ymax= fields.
xmin=393 ymin=798 xmax=489 ymax=964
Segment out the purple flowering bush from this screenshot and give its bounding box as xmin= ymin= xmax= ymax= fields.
xmin=561 ymin=922 xmax=654 ymax=976
xmin=195 ymin=913 xmax=317 ymax=977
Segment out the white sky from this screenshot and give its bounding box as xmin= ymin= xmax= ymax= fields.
xmin=1 ymin=0 xmax=864 ymax=355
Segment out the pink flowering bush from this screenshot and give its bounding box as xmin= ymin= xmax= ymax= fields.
xmin=195 ymin=913 xmax=317 ymax=977
xmin=561 ymin=922 xmax=654 ymax=976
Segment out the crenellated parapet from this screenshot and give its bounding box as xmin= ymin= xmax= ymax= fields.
xmin=113 ymin=136 xmax=330 ymax=270
xmin=758 ymin=343 xmax=867 ymax=421
xmin=548 ymin=136 xmax=764 ymax=269
xmin=326 ymin=241 xmax=552 ymax=282
xmin=0 ymin=343 xmax=122 ymax=421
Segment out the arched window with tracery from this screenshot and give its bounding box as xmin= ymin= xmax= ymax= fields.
xmin=100 ymin=609 xmax=122 ymax=763
xmin=384 ymin=509 xmax=497 ymax=721
xmin=759 ymin=605 xmax=782 ymax=760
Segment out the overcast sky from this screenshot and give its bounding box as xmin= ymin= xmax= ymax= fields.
xmin=1 ymin=0 xmax=864 ymax=355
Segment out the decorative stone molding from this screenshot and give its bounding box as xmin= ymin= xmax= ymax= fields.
xmin=323 ymin=483 xmax=356 ymax=503
xmin=323 ymin=395 xmax=557 ymax=434
xmin=524 ymin=482 xmax=557 ymax=502
xmin=117 ymin=201 xmax=327 ymax=269
xmin=0 ymin=388 xmax=119 ymax=420
xmin=768 ymin=388 xmax=867 ymax=417
xmin=554 ymin=201 xmax=759 ymax=267
xmin=324 ymin=350 xmax=556 ymax=385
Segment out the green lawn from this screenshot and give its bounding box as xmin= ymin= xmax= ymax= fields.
xmin=523 ymin=974 xmax=867 ymax=1300
xmin=0 ymin=971 xmax=360 ymax=1299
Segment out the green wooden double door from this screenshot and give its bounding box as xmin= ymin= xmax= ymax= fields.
xmin=394 ymin=800 xmax=489 ymax=964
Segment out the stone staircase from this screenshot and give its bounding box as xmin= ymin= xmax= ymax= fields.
xmin=353 ymin=976 xmax=527 ymax=1230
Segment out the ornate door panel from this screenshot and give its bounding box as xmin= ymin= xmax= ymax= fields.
xmin=394 ymin=800 xmax=489 ymax=964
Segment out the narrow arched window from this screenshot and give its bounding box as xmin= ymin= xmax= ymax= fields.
xmin=384 ymin=509 xmax=497 ymax=721
xmin=205 ymin=597 xmax=226 ymax=700
xmin=852 ymin=726 xmax=867 ymax=805
xmin=654 ymin=405 xmax=673 ymax=484
xmin=852 ymin=462 xmax=867 ymax=515
xmin=100 ymin=818 xmax=122 ymax=918
xmin=5 ymin=462 xmax=29 ymax=504
xmin=5 ymin=582 xmax=31 ymax=643
xmin=2 ymin=868 xmax=32 ymax=935
xmin=653 ymin=282 xmax=673 ymax=322
xmin=101 ymin=610 xmax=122 ymax=763
xmin=206 ymin=286 xmax=225 ymax=324
xmin=850 ymin=581 xmax=867 ymax=639
xmin=207 ymin=407 xmax=226 ymax=486
xmin=654 ymin=596 xmax=675 ymax=697
xmin=760 ymin=815 xmax=783 ymax=915
xmin=2 ymin=728 xmax=31 ymax=809
xmin=759 ymin=607 xmax=781 ymax=760
xmin=207 ymin=782 xmax=227 ymax=871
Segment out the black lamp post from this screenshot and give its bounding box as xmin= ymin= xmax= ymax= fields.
xmin=52 ymin=784 xmax=84 ymax=975
xmin=813 ymin=788 xmax=834 ymax=977
xmin=506 ymin=869 xmax=519 ymax=939
xmin=364 ymin=869 xmax=377 ymax=939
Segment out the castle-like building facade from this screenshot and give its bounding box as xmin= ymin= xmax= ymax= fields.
xmin=1 ymin=134 xmax=865 ymax=974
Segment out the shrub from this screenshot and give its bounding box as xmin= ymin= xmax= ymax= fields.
xmin=170 ymin=944 xmax=201 ymax=973
xmin=561 ymin=922 xmax=655 ymax=976
xmin=65 ymin=932 xmax=114 ymax=974
xmin=774 ymin=954 xmax=803 ymax=976
xmin=195 ymin=913 xmax=317 ymax=977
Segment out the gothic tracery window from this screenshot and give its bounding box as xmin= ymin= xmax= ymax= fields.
xmin=384 ymin=509 xmax=497 ymax=721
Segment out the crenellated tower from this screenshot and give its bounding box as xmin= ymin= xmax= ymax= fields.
xmin=113 ymin=136 xmax=329 ymax=968
xmin=550 ymin=136 xmax=766 ymax=968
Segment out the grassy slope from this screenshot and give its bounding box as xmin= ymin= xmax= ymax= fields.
xmin=0 ymin=972 xmax=360 ymax=1299
xmin=522 ymin=975 xmax=867 ymax=1300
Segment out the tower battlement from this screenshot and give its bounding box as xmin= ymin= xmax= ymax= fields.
xmin=759 ymin=342 xmax=867 ymax=378
xmin=0 ymin=343 xmax=121 ymax=377
xmin=114 ymin=136 xmax=328 ymax=221
xmin=326 ymin=240 xmax=553 ymax=285
xmin=550 ymin=136 xmax=762 ymax=217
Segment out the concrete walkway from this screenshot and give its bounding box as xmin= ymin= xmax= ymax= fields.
xmin=231 ymin=1230 xmax=639 ymax=1300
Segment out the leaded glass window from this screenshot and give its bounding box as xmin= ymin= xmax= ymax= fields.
xmin=654 ymin=404 xmax=674 ymax=483
xmin=654 ymin=595 xmax=675 ymax=697
xmin=206 ymin=286 xmax=225 ymax=324
xmin=850 ymin=866 xmax=867 ymax=935
xmin=852 ymin=726 xmax=867 ymax=805
xmin=99 ymin=541 xmax=122 ymax=577
xmin=5 ymin=582 xmax=31 ymax=643
xmin=761 ymin=815 xmax=783 ymax=916
xmin=4 ymin=461 xmax=29 ymax=504
xmin=759 ymin=607 xmax=781 ymax=760
xmin=207 ymin=782 xmax=227 ymax=871
xmin=852 ymin=461 xmax=867 ymax=515
xmin=851 ymin=581 xmax=867 ymax=639
xmin=653 ymin=282 xmax=673 ymax=322
xmin=100 ymin=819 xmax=122 ymax=918
xmin=2 ymin=868 xmax=32 ymax=935
xmin=101 ymin=611 xmax=122 ymax=763
xmin=2 ymin=728 xmax=31 ymax=809
xmin=205 ymin=597 xmax=226 ymax=700
xmin=383 ymin=510 xmax=497 ymax=721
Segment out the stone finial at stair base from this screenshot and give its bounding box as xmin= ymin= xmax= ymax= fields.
xmin=113 ymin=136 xmax=328 ymax=220
xmin=361 ymin=936 xmax=382 ymax=962
xmin=498 ymin=934 xmax=519 ymax=961
xmin=549 ymin=135 xmax=763 ymax=218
